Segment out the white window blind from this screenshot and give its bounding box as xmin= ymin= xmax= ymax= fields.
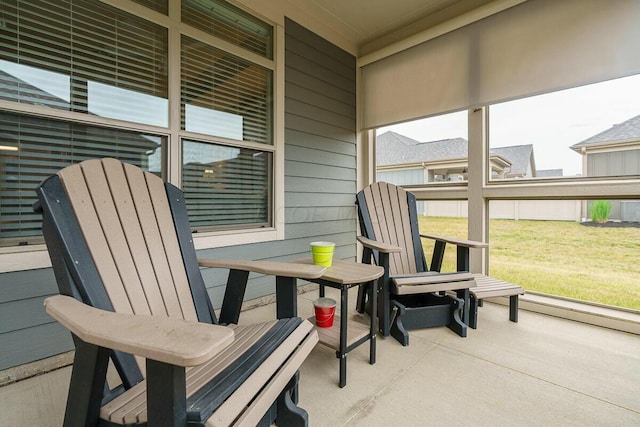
xmin=182 ymin=0 xmax=273 ymax=59
xmin=0 ymin=0 xmax=168 ymax=127
xmin=182 ymin=140 xmax=270 ymax=230
xmin=181 ymin=35 xmax=272 ymax=144
xmin=131 ymin=0 xmax=168 ymax=15
xmin=0 ymin=0 xmax=278 ymax=245
xmin=0 ymin=111 xmax=163 ymax=246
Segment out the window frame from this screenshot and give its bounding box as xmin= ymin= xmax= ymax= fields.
xmin=383 ymin=106 xmax=640 ymax=276
xmin=0 ymin=0 xmax=285 ymax=272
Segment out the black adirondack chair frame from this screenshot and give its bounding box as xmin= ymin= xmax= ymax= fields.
xmin=35 ymin=160 xmax=316 ymax=427
xmin=355 ymin=183 xmax=474 ymax=345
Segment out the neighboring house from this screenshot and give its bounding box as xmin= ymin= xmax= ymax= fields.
xmin=491 ymin=145 xmax=536 ymax=179
xmin=571 ymin=114 xmax=640 ymax=176
xmin=376 ymin=131 xmax=581 ymax=221
xmin=571 ymin=114 xmax=640 ymax=221
xmin=536 ymin=169 xmax=564 ymax=177
xmin=376 ymin=130 xmax=536 ymax=183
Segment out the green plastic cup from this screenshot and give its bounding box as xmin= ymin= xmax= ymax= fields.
xmin=310 ymin=241 xmax=335 ymax=267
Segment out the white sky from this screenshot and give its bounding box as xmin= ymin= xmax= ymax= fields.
xmin=378 ymin=74 xmax=640 ymax=176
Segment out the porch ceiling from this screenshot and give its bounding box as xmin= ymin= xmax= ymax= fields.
xmin=288 ymin=0 xmax=496 ymax=53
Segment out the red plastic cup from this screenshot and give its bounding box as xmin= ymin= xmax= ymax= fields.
xmin=313 ymin=297 xmax=336 ymax=328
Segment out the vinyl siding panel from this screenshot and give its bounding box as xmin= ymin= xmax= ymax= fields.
xmin=1 ymin=323 xmax=73 ymax=372
xmin=0 ymin=18 xmax=356 ymax=371
xmin=282 ymin=17 xmax=356 ymax=262
xmin=588 ymin=150 xmax=640 ymax=176
xmin=0 ymin=269 xmax=66 ymax=371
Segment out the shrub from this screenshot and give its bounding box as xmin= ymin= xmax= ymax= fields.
xmin=590 ymin=200 xmax=611 ymax=223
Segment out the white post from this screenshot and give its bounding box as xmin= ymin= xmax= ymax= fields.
xmin=467 ymin=108 xmax=489 ymax=274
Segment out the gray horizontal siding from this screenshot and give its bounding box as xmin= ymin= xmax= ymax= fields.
xmin=286 ymin=160 xmax=355 ymax=181
xmin=284 ymin=19 xmax=354 ymax=68
xmin=282 ymin=17 xmax=356 ymax=272
xmin=0 ymin=268 xmax=68 ymax=371
xmin=0 ymin=268 xmax=57 ymax=303
xmin=285 ymin=37 xmax=355 ymax=84
xmin=1 ymin=322 xmax=73 ymax=372
xmin=286 ymin=82 xmax=355 ymax=119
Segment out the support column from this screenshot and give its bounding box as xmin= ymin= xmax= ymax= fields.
xmin=467 ymin=108 xmax=489 ymax=274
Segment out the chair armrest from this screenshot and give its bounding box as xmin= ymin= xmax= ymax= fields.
xmin=44 ymin=295 xmax=234 ymax=367
xmin=357 ymin=236 xmax=403 ymax=253
xmin=419 ymin=233 xmax=489 ymax=249
xmin=198 ymin=259 xmax=327 ymax=279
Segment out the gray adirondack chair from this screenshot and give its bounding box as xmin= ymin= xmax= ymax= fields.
xmin=36 ymin=158 xmax=325 ymax=427
xmin=356 ymin=182 xmax=523 ymax=346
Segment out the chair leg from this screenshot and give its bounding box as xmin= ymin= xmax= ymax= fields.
xmin=356 ymin=282 xmax=368 ymax=314
xmin=469 ymin=295 xmax=479 ymax=329
xmin=509 ymin=295 xmax=519 ymax=322
xmin=64 ymin=337 xmax=110 ymax=427
xmin=390 ymin=301 xmax=409 ymax=346
xmin=146 ymin=360 xmax=187 ymax=427
xmin=456 ymin=288 xmax=470 ymax=325
xmin=275 ymin=374 xmax=308 ymax=426
xmin=447 ymin=297 xmax=467 ymax=338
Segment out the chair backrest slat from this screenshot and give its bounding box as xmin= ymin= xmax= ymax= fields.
xmin=140 ymin=164 xmax=198 ymax=321
xmin=59 ymin=162 xmax=141 ymax=316
xmin=58 ymin=159 xmax=198 ymax=322
xmin=358 ymin=182 xmax=425 ymax=275
xmin=363 ymin=184 xmax=395 ymax=273
xmin=122 ymin=162 xmax=196 ymax=320
xmin=387 ymin=184 xmax=418 ymax=274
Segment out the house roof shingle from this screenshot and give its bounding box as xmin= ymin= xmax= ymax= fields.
xmin=376 ymin=131 xmax=534 ymax=176
xmin=572 ymin=114 xmax=640 ymax=148
xmin=376 ymin=131 xmax=468 ymax=165
xmin=490 ymin=145 xmax=534 ymax=176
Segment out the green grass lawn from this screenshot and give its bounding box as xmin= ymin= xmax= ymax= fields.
xmin=418 ymin=216 xmax=640 ymax=310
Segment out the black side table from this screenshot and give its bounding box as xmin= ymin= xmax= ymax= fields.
xmin=290 ymin=258 xmax=384 ymax=387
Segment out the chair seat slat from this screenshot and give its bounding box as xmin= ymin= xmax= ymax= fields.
xmin=100 ymin=319 xmax=311 ymax=425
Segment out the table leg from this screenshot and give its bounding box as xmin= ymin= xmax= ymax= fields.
xmin=369 ymin=279 xmax=377 ymax=365
xmin=379 ymin=252 xmax=391 ymax=336
xmin=339 ymin=288 xmax=348 ymax=388
xmin=456 ymin=246 xmax=471 ymax=326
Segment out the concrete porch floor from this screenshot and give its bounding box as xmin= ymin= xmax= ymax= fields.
xmin=2 ymin=287 xmax=639 ymax=426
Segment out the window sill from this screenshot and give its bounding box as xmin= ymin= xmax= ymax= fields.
xmin=0 ymin=228 xmax=284 ymax=274
xmin=192 ymin=227 xmax=283 ymax=250
xmin=0 ymin=245 xmax=51 ymax=273
xmin=487 ymin=291 xmax=640 ymax=335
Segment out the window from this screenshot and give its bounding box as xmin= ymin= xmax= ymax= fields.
xmin=0 ymin=111 xmax=163 ymax=246
xmin=0 ymin=0 xmax=169 ymax=127
xmin=182 ymin=141 xmax=270 ymax=230
xmin=489 ymin=74 xmax=640 ymax=181
xmin=132 ymin=0 xmax=168 ymax=15
xmin=182 ymin=0 xmax=273 ymax=58
xmin=0 ymin=0 xmax=279 ymax=252
xmin=488 ymin=199 xmax=640 ymax=310
xmin=179 ymin=2 xmax=275 ymax=232
xmin=181 ymin=36 xmax=273 ymax=144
